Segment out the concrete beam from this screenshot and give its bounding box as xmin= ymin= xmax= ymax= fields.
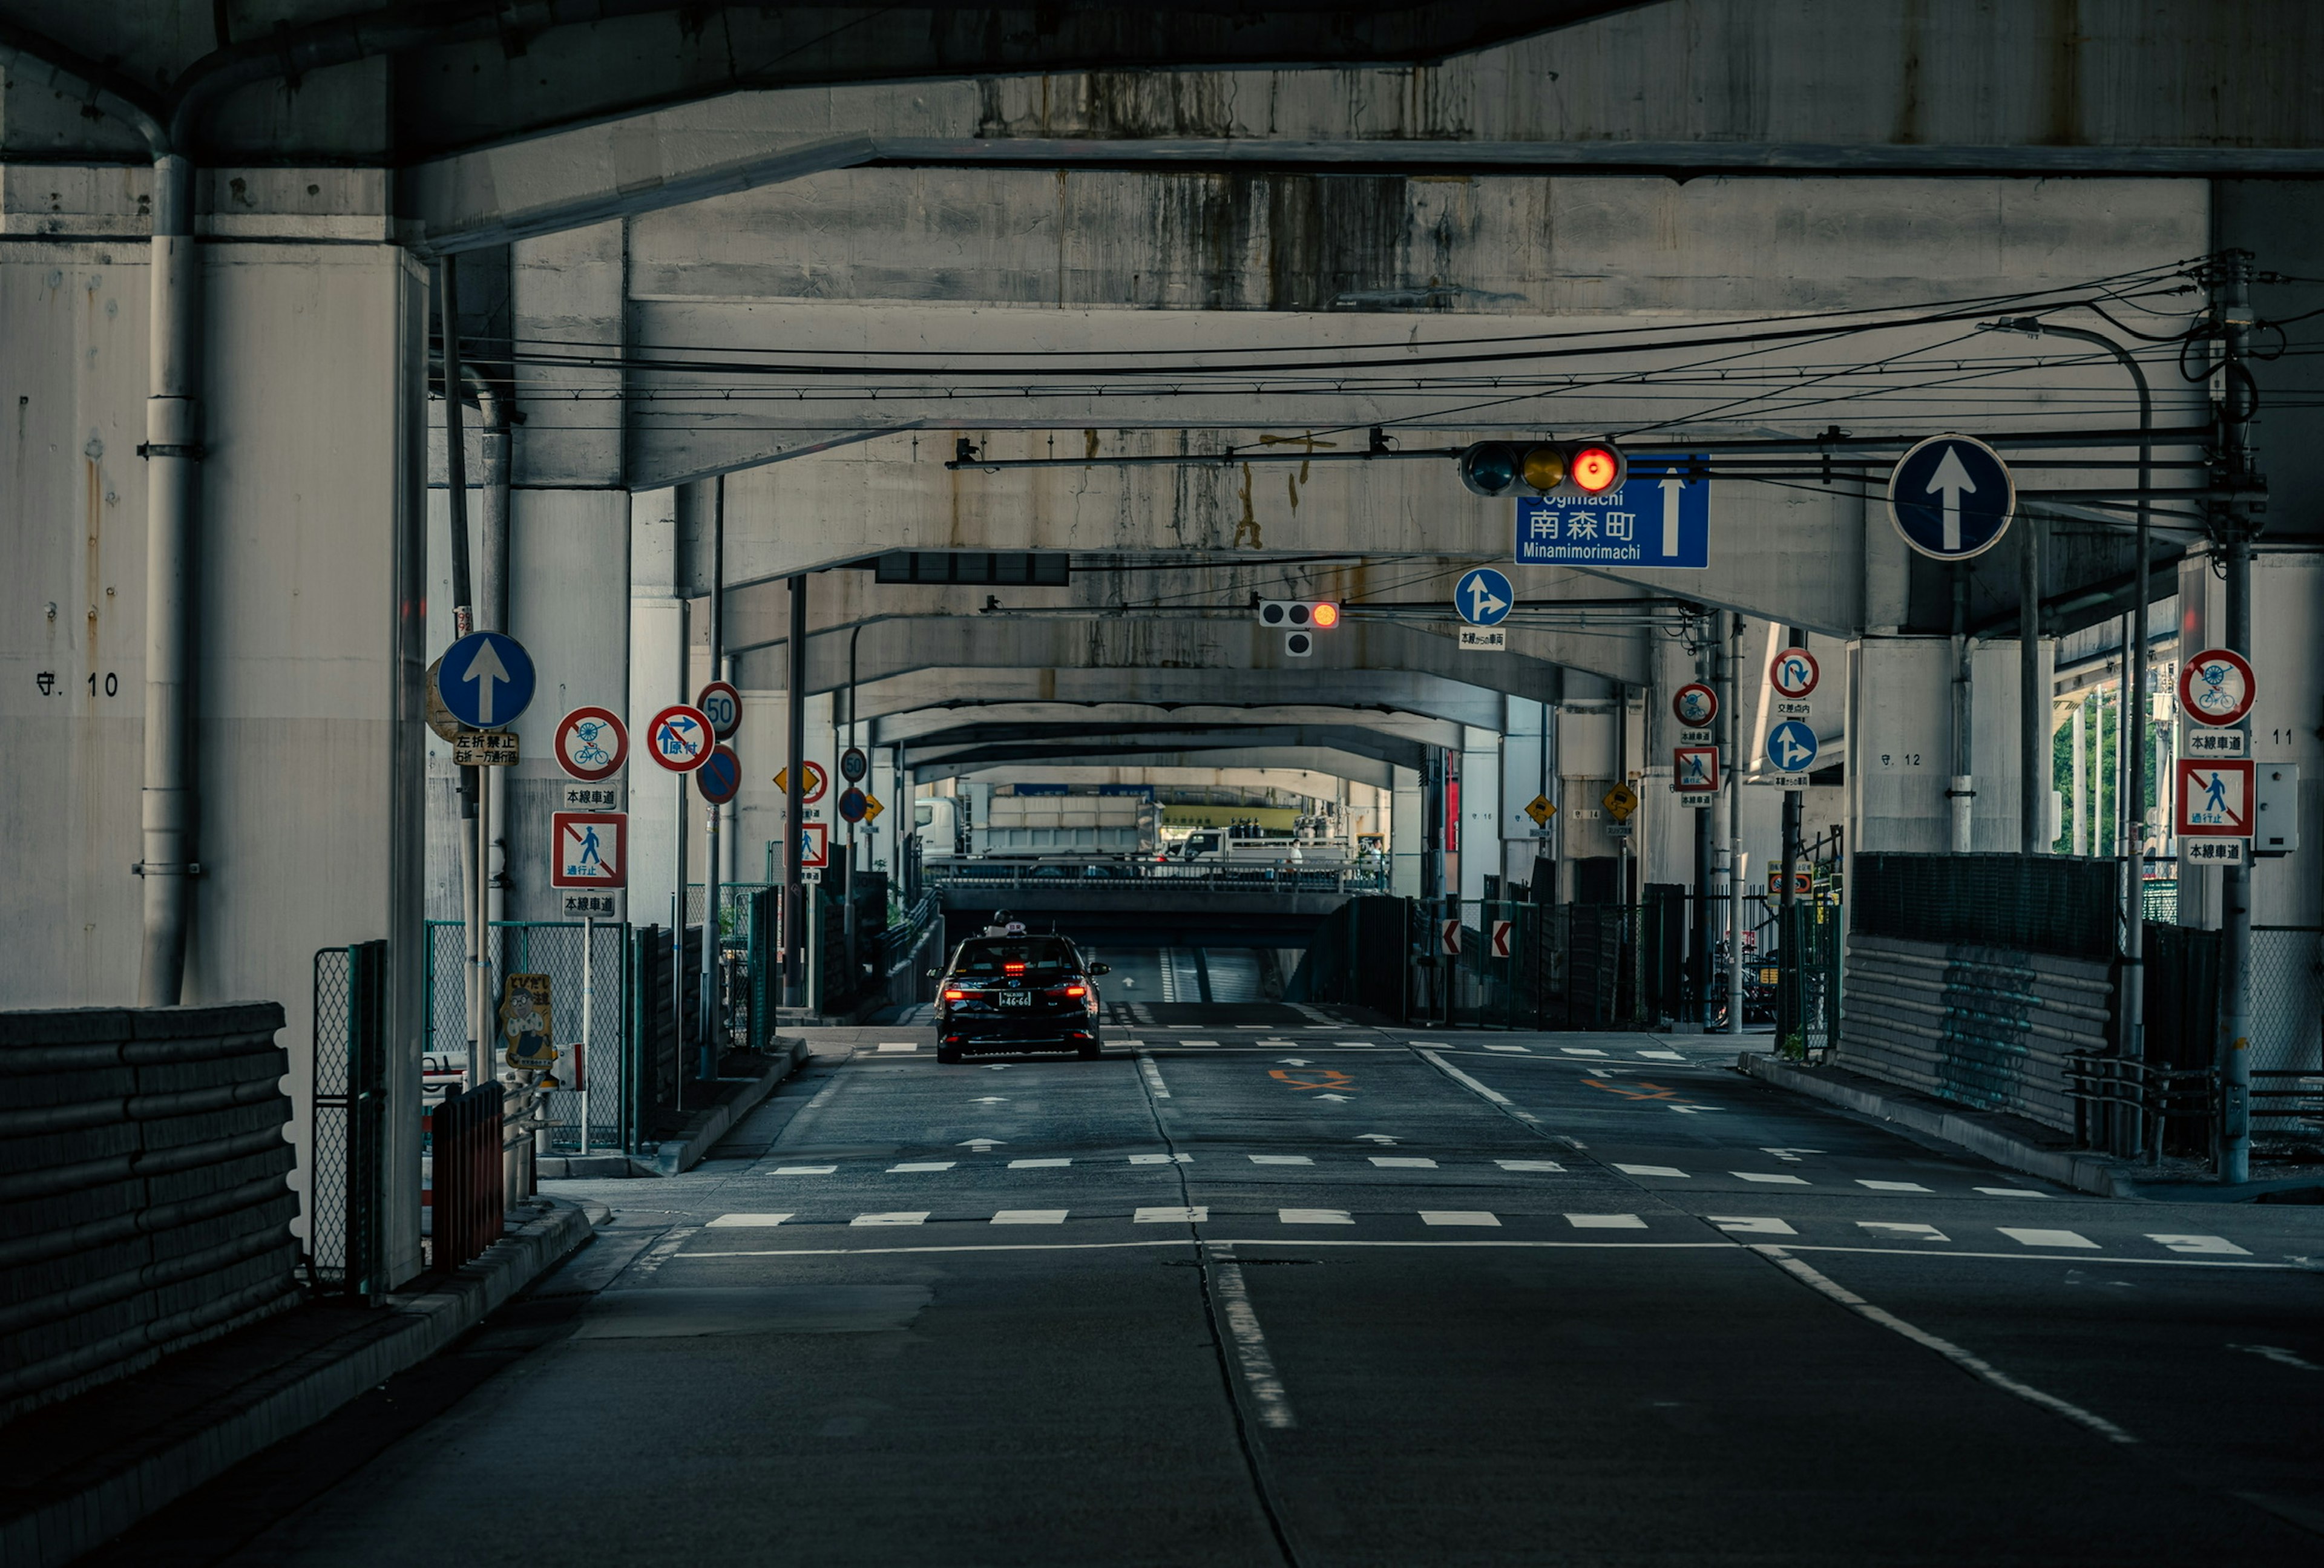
xmin=873 ymin=702 xmax=1465 ymax=754
xmin=907 ymin=723 xmax=1432 ymax=775
xmin=914 ymin=746 xmax=1396 ymax=790
xmin=845 ymin=667 xmax=1511 ymax=730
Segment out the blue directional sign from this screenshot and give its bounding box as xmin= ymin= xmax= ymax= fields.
xmin=1516 ymin=454 xmax=1708 ymax=568
xmin=435 ymin=631 xmax=536 ymax=729
xmin=695 ymin=744 xmax=741 ymax=805
xmin=1766 ymin=720 xmax=1820 ymax=774
xmin=1888 ymin=434 xmax=2014 ymax=560
xmin=1454 ymin=567 xmax=1515 ymax=626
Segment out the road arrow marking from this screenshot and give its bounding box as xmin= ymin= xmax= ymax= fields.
xmin=1276 ymin=1058 xmax=1311 ymax=1066
xmin=1356 ymin=1133 xmax=1400 ymax=1144
xmin=1313 ymin=1093 xmax=1350 ymax=1103
xmin=958 ymin=1138 xmax=1006 ymax=1149
xmin=971 ymin=1096 xmax=1008 ymax=1104
xmin=1926 ymin=444 xmax=1977 ymax=553
xmin=1659 ymin=476 xmax=1686 ymax=558
xmin=461 ymin=638 xmax=511 ymax=726
xmin=1761 ymin=1147 xmax=1824 ymax=1163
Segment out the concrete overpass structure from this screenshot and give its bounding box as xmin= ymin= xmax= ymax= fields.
xmin=4 ymin=0 xmax=2320 ymax=1287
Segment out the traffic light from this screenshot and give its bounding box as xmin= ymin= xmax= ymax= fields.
xmin=1258 ymin=599 xmax=1339 ymax=657
xmin=1458 ymin=440 xmax=1627 ymax=499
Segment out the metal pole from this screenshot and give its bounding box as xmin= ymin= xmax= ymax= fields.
xmin=436 ymin=256 xmax=488 ymax=1087
xmin=2020 ymin=513 xmax=2045 ymax=855
xmin=1779 ymin=627 xmax=1807 ymax=1046
xmin=2214 ymin=249 xmax=2259 ymax=1183
xmin=673 ymin=778 xmax=685 ymax=1112
xmin=1724 ymin=613 xmax=1744 ymax=1035
xmin=700 ymin=479 xmax=723 ymax=1074
xmin=1949 ymin=565 xmax=1975 ymax=852
xmin=786 ymin=573 xmax=809 ymax=1008
xmin=578 ymin=914 xmax=592 ymax=1156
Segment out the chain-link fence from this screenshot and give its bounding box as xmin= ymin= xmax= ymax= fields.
xmin=309 ymin=948 xmax=351 ymax=1288
xmin=2251 ymin=926 xmax=2323 ymax=1075
xmin=425 ymin=920 xmax=628 ymax=1153
xmin=309 ymin=941 xmax=387 ymax=1297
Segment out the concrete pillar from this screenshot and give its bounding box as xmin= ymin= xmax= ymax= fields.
xmin=1498 ymin=697 xmax=1548 ymax=892
xmin=1459 ymin=726 xmax=1501 ymax=904
xmin=1847 ymin=634 xmax=2049 ymax=855
xmin=1389 ymin=764 xmax=1422 ymax=897
xmin=629 ymin=489 xmax=683 ymax=920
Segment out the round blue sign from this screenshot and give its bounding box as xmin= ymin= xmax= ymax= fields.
xmin=1766 ymin=720 xmax=1820 ymax=774
xmin=695 ymin=744 xmax=742 ymax=805
xmin=1454 ymin=566 xmax=1515 ymax=627
xmin=435 ymin=631 xmax=536 ymax=729
xmin=838 ymin=787 xmax=868 ymax=824
xmin=1888 ymin=435 xmax=2015 ymax=560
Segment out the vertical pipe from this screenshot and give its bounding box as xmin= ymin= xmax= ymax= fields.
xmin=468 ymin=369 xmax=510 ymax=941
xmin=2070 ymin=700 xmax=2088 ymax=856
xmin=2216 ymin=250 xmax=2258 ymax=1184
xmin=700 ymin=478 xmax=723 ymax=1074
xmin=578 ymin=915 xmax=592 ymax=1156
xmin=1949 ymin=566 xmax=1974 ymax=853
xmin=1779 ymin=628 xmax=1804 ymax=1046
xmin=1722 ymin=613 xmax=1743 ymax=1034
xmin=2020 ymin=516 xmax=2044 ymax=855
xmin=139 ymin=155 xmax=202 ymax=1006
xmin=786 ymin=574 xmax=809 ymax=1008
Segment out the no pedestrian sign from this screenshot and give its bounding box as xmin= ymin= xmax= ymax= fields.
xmin=2177 ymin=759 xmax=2253 ymax=842
xmin=550 ymin=812 xmax=626 ymax=889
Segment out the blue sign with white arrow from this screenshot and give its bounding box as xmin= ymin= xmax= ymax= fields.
xmin=1515 ymin=454 xmax=1709 ymax=568
xmin=1765 ymin=720 xmax=1820 ymax=774
xmin=1454 ymin=566 xmax=1515 ymax=626
xmin=1888 ymin=434 xmax=2014 ymax=560
xmin=436 ymin=631 xmax=537 ymax=730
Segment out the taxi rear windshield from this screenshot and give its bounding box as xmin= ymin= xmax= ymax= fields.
xmin=954 ymin=939 xmax=1076 ymax=975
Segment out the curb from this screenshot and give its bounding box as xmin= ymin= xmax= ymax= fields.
xmin=1740 ymin=1055 xmax=2138 ymax=1199
xmin=646 ymin=1037 xmax=810 ymax=1177
xmin=5 ymin=1197 xmax=597 ymax=1568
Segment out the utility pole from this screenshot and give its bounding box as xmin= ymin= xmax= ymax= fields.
xmin=2020 ymin=512 xmax=2046 ymax=855
xmin=699 ymin=477 xmax=723 ymax=1076
xmin=1779 ymin=626 xmax=1805 ymax=1046
xmin=785 ymin=573 xmax=809 ymax=1011
xmin=1722 ymin=612 xmax=1744 ymax=1034
xmin=2211 ymin=251 xmax=2263 ymax=1183
xmin=439 ymin=257 xmax=488 ymax=1091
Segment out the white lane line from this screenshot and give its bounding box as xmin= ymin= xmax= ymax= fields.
xmin=2228 ymin=1343 xmax=2320 ymax=1371
xmin=2147 ymin=1233 xmax=2250 ymax=1255
xmin=889 ymin=1161 xmax=955 ymax=1172
xmin=623 ymin=1224 xmax=701 ymax=1283
xmin=1421 ymin=1211 xmax=1502 ymax=1227
xmin=1560 ymin=1048 xmax=1609 ymax=1057
xmin=991 ymin=1210 xmax=1069 ymax=1225
xmin=1206 ymin=1245 xmax=1296 ymax=1429
xmin=1495 ymin=1159 xmax=1567 ymax=1172
xmin=1998 ymin=1227 xmax=2098 ymax=1250
xmin=1369 ymin=1156 xmax=1439 ymax=1169
xmin=851 ymin=1212 xmax=930 ymax=1227
xmin=1615 ymin=1163 xmax=1689 ymax=1178
xmin=1137 ymin=1053 xmax=1172 ymax=1098
xmin=1279 ymin=1208 xmax=1354 ymax=1225
xmin=1180 ymin=1040 xmax=1220 ymax=1048
xmin=1760 ymin=1244 xmax=2296 ymax=1271
xmin=1128 ymin=1152 xmax=1192 ymax=1164
xmin=1755 ymin=1247 xmax=2137 ymax=1445
xmin=1860 ymin=1221 xmax=1948 ymax=1241
xmin=1566 ymin=1213 xmax=1648 ymax=1229
xmin=1336 ymin=1041 xmax=1376 ymax=1048
xmin=1136 ymin=1206 xmax=1208 ymax=1223
xmin=876 ymin=1042 xmax=917 ymax=1052
xmin=1709 ymin=1216 xmax=1796 ymax=1235
xmin=706 ymin=1213 xmax=794 ymax=1228
xmin=1248 ymin=1155 xmax=1313 ymax=1165
xmin=689 ymin=1239 xmax=2285 ymax=1262
xmin=1414 ymin=1048 xmax=1513 ymax=1106
xmin=772 ymin=1165 xmax=838 ymax=1176
xmin=1975 ymin=1187 xmax=2050 ymax=1198
xmin=1409 ymin=1041 xmax=1448 ymax=1047
xmin=1638 ymin=1049 xmax=1688 ymax=1060
xmin=1483 ymin=1045 xmax=1530 ymax=1053
xmin=1858 ymin=1179 xmax=1931 ymax=1192
xmin=1008 ymin=1158 xmax=1071 ymax=1169
xmin=1733 ymin=1172 xmax=1811 ymax=1185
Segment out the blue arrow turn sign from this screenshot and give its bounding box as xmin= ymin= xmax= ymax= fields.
xmin=1888 ymin=435 xmax=2015 ymax=560
xmin=1454 ymin=566 xmax=1515 ymax=626
xmin=436 ymin=631 xmax=536 ymax=729
xmin=1766 ymin=720 xmax=1820 ymax=773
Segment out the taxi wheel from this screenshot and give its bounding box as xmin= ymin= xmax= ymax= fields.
xmin=937 ymin=1045 xmax=962 ymax=1064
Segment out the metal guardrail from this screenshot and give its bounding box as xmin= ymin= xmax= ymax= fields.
xmin=927 ymin=861 xmax=1384 ymax=894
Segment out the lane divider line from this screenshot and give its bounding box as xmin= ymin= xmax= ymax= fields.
xmin=1414 ymin=1048 xmax=1511 ymax=1104
xmin=687 ymin=1238 xmax=1743 ymax=1258
xmin=1138 ymin=1052 xmax=1172 ymax=1100
xmin=1207 ymin=1244 xmax=1297 ymax=1429
xmin=1754 ymin=1245 xmax=2138 ymax=1445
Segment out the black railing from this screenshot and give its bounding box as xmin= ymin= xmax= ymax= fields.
xmin=310 ymin=940 xmax=388 ymax=1300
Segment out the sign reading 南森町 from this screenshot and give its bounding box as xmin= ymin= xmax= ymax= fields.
xmin=1514 ymin=455 xmax=1709 ymax=568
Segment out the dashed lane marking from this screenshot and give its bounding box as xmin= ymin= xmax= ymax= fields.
xmin=888 ymin=1161 xmax=954 ymax=1173
xmin=1138 ymin=1054 xmax=1172 ymax=1099
xmin=706 ymin=1213 xmax=793 ymax=1228
xmin=1008 ymin=1158 xmax=1071 ymax=1169
xmin=1137 ymin=1206 xmax=1208 ymax=1223
xmin=876 ymin=1042 xmax=917 ymax=1052
xmin=1860 ymin=1221 xmax=1948 ymax=1241
xmin=1975 ymin=1187 xmax=2051 ymax=1198
xmin=772 ymin=1166 xmax=838 ymax=1176
xmin=1495 ymin=1160 xmax=1567 ymax=1172
xmin=1207 ymin=1244 xmax=1296 ymax=1429
xmin=1483 ymin=1045 xmax=1529 ymax=1053
xmin=1734 ymin=1172 xmax=1811 ymax=1185
xmin=1615 ymin=1163 xmax=1689 ymax=1178
xmin=1370 ymin=1156 xmax=1438 ymax=1168
xmin=2149 ymin=1233 xmax=2251 ymax=1255
xmin=1560 ymin=1048 xmax=1609 ymax=1057
xmin=1999 ymin=1227 xmax=2098 ymax=1250
xmin=852 ymin=1212 xmax=929 ymax=1227
xmin=1128 ymin=1153 xmax=1192 ymax=1165
xmin=1709 ymin=1216 xmax=1797 ymax=1235
xmin=991 ymin=1210 xmax=1069 ymax=1225
xmin=1859 ymin=1179 xmax=1931 ymax=1192
xmin=1413 ymin=1048 xmax=1516 ymax=1108
xmin=1566 ymin=1213 xmax=1648 ymax=1229
xmin=1249 ymin=1155 xmax=1313 ymax=1165
xmin=1279 ymin=1208 xmax=1354 ymax=1225
xmin=1421 ymin=1211 xmax=1502 ymax=1227
xmin=1638 ymin=1050 xmax=1688 ymax=1060
xmin=1756 ymin=1247 xmax=2137 ymax=1445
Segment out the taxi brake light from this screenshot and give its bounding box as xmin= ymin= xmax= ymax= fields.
xmin=942 ymin=988 xmax=967 ymax=1000
xmin=1063 ymin=985 xmax=1087 ymax=997
xmin=1004 ymin=962 xmax=1026 ymax=974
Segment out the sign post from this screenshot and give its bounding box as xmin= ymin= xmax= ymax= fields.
xmin=437 ymin=631 xmax=537 ymax=1091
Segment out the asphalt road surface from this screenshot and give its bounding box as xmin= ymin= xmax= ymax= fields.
xmin=99 ymin=1012 xmax=2324 ymax=1567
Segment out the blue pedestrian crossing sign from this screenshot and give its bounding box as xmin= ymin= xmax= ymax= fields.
xmin=1888 ymin=435 xmax=2014 ymax=560
xmin=1515 ymin=454 xmax=1708 ymax=568
xmin=1766 ymin=720 xmax=1820 ymax=774
xmin=1454 ymin=567 xmax=1515 ymax=626
xmin=435 ymin=631 xmax=536 ymax=729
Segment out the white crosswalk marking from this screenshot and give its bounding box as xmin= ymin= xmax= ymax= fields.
xmin=1422 ymin=1211 xmax=1500 ymax=1227
xmin=1249 ymin=1155 xmax=1313 ymax=1165
xmin=1135 ymin=1206 xmax=1207 ymax=1223
xmin=1566 ymin=1213 xmax=1647 ymax=1229
xmin=1370 ymin=1156 xmax=1438 ymax=1168
xmin=1279 ymin=1208 xmax=1354 ymax=1225
xmin=1708 ymin=1216 xmax=1795 ymax=1235
xmin=772 ymin=1165 xmax=838 ymax=1175
xmin=888 ymin=1161 xmax=955 ymax=1172
xmin=852 ymin=1212 xmax=929 ymax=1227
xmin=1976 ymin=1187 xmax=2050 ymax=1198
xmin=991 ymin=1210 xmax=1068 ymax=1225
xmin=1335 ymin=1041 xmax=1376 ymax=1048
xmin=1857 ymin=1179 xmax=1931 ymax=1192
xmin=2146 ymin=1233 xmax=2250 ymax=1255
xmin=1998 ymin=1227 xmax=2097 ymax=1249
xmin=1615 ymin=1163 xmax=1688 ymax=1178
xmin=1495 ymin=1160 xmax=1566 ymax=1172
xmin=707 ymin=1213 xmax=793 ymax=1228
xmin=1733 ymin=1172 xmax=1810 ymax=1185
xmin=1008 ymin=1158 xmax=1071 ymax=1168
xmin=1860 ymin=1221 xmax=1948 ymax=1241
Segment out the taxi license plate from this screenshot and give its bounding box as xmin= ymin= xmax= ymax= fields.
xmin=997 ymin=992 xmax=1031 ymax=1008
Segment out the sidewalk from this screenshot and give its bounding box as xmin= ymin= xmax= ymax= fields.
xmin=536 ymin=1036 xmax=815 ymax=1178
xmin=0 ymin=1198 xmax=597 ymax=1568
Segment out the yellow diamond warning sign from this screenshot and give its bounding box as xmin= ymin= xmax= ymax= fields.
xmin=1603 ymin=782 xmax=1640 ymax=822
xmin=1524 ymin=794 xmax=1556 ymax=827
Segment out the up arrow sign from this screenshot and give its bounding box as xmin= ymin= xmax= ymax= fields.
xmin=1925 ymin=444 xmax=1978 ymax=554
xmin=1659 ymin=476 xmax=1686 ymax=558
xmin=436 ymin=631 xmax=537 ymax=730
xmin=463 ymin=639 xmax=512 ymax=725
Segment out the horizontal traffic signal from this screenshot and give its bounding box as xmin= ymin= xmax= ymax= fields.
xmin=1459 ymin=441 xmax=1628 ymax=499
xmin=1258 ymin=600 xmax=1341 ymax=630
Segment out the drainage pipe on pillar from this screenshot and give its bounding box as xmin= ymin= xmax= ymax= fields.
xmin=438 ymin=258 xmax=488 ymax=1086
xmin=137 ymin=154 xmax=203 ymax=1005
xmin=700 ymin=477 xmax=724 ymax=1073
xmin=785 ymin=574 xmax=809 ymax=1010
xmin=463 ymin=367 xmax=510 ymax=945
xmin=2020 ymin=516 xmax=2046 ymax=855
xmin=1949 ymin=567 xmax=1975 ymax=853
xmin=1722 ymin=614 xmax=1744 ymax=1035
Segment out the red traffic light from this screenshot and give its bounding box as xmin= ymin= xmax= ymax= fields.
xmin=1571 ymin=445 xmax=1621 ymax=494
xmin=1310 ymin=602 xmax=1341 ymax=629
